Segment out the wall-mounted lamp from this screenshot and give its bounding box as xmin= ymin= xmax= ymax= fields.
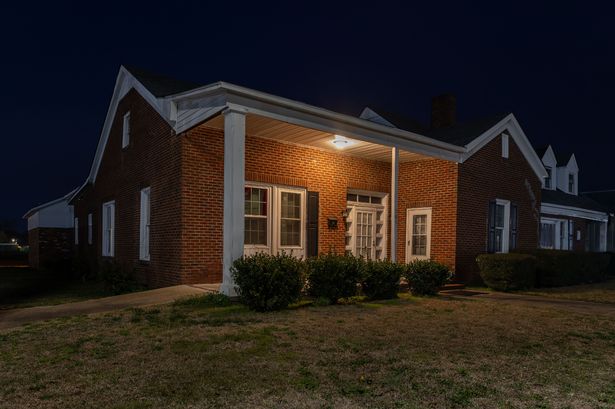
xmin=327 ymin=217 xmax=338 ymax=230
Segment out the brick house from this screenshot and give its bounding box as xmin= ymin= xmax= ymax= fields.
xmin=536 ymin=145 xmax=610 ymax=251
xmin=26 ymin=66 xmax=548 ymax=291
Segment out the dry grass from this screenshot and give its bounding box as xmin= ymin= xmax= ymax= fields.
xmin=521 ymin=279 xmax=615 ymax=304
xmin=1 ymin=294 xmax=614 ymax=408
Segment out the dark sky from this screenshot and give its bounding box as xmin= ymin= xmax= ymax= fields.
xmin=2 ymin=1 xmax=614 ymax=232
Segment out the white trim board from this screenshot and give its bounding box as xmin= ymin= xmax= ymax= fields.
xmin=541 ymin=202 xmax=608 ymax=222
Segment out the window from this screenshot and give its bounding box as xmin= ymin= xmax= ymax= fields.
xmin=501 ymin=134 xmax=509 ymax=158
xmin=87 ymin=213 xmax=93 ymax=245
xmin=488 ymin=200 xmax=512 ymax=253
xmin=139 ymin=187 xmax=151 ymax=261
xmin=544 ymin=167 xmax=552 ymax=189
xmin=568 ymin=173 xmax=574 ymax=193
xmin=244 ymin=186 xmax=268 ymax=246
xmin=540 ymin=221 xmax=555 ymax=249
xmin=280 ymin=191 xmax=301 ymax=247
xmin=102 ymin=201 xmax=115 ymax=257
xmin=74 ymin=217 xmax=79 ymax=245
xmin=406 ymin=208 xmax=432 ymax=261
xmin=568 ymin=220 xmax=574 ymax=249
xmin=122 ymin=112 xmax=130 ymax=148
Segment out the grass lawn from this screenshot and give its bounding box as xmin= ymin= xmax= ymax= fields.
xmin=0 ymin=267 xmax=108 ymax=310
xmin=1 ymin=295 xmax=614 ymax=408
xmin=519 ymin=279 xmax=615 ymax=304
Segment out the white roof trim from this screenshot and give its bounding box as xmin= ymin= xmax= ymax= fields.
xmin=462 ymin=114 xmax=548 ymax=180
xmin=79 ymin=68 xmax=547 ymax=189
xmin=541 ymin=202 xmax=608 ymax=222
xmin=23 ymin=188 xmax=78 ymax=219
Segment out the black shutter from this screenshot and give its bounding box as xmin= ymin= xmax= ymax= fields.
xmin=487 ymin=201 xmax=496 ymax=253
xmin=306 ymin=191 xmax=319 ymax=257
xmin=510 ymin=203 xmax=518 ymax=250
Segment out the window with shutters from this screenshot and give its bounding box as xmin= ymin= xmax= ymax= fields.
xmin=488 ymin=199 xmax=512 ymax=253
xmin=139 ymin=187 xmax=151 ymax=261
xmin=243 ymin=184 xmax=306 ymax=258
xmin=102 ymin=201 xmax=115 ymax=257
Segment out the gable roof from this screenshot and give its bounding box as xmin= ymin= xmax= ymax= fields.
xmin=542 ymin=188 xmax=608 ymax=213
xmin=123 ymin=66 xmax=202 ymax=97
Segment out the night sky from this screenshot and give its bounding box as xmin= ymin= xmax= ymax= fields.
xmin=3 ymin=1 xmax=614 ymax=233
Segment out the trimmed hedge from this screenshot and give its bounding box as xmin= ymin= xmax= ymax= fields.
xmin=361 ymin=260 xmax=403 ymax=299
xmin=306 ymin=253 xmax=363 ymax=304
xmin=404 ymin=260 xmax=452 ymax=295
xmin=476 ymin=254 xmax=537 ymax=291
xmin=231 ymin=252 xmax=305 ymax=311
xmin=532 ymin=250 xmax=611 ymax=287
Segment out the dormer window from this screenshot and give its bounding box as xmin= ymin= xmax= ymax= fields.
xmin=568 ymin=173 xmax=574 ymax=193
xmin=122 ymin=111 xmax=131 ymax=148
xmin=544 ymin=167 xmax=552 ymax=189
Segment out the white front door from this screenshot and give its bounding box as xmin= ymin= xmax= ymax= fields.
xmin=406 ymin=208 xmax=432 ymax=262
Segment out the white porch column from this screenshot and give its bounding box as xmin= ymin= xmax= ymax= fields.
xmin=220 ymin=108 xmax=246 ymax=296
xmin=391 ymin=146 xmax=399 ymax=262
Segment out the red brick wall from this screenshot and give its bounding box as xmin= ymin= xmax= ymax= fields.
xmin=456 ymin=134 xmax=542 ymax=281
xmin=181 ymin=125 xmax=392 ymax=282
xmin=73 ymin=89 xmax=183 ymax=287
xmin=397 ymin=159 xmax=458 ymax=269
xmin=28 ymin=227 xmax=73 ymax=269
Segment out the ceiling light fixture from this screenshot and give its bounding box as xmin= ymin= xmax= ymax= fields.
xmin=331 ymin=134 xmax=356 ymax=149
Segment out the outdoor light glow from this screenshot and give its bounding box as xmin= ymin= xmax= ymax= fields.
xmin=331 ymin=135 xmax=357 ymax=149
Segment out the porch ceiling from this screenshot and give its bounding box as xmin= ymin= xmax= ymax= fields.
xmin=203 ymin=114 xmax=431 ymax=163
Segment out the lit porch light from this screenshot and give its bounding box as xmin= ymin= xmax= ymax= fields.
xmin=331 ymin=134 xmax=357 ymax=149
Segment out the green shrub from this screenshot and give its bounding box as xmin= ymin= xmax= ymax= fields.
xmin=306 ymin=253 xmax=363 ymax=304
xmin=476 ymin=254 xmax=537 ymax=291
xmin=231 ymin=252 xmax=305 ymax=312
xmin=100 ymin=260 xmax=140 ymax=295
xmin=532 ymin=250 xmax=610 ymax=287
xmin=404 ymin=260 xmax=452 ymax=295
xmin=361 ymin=260 xmax=403 ymax=299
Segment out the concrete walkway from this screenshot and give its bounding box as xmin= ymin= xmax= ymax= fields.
xmin=0 ymin=284 xmax=219 ymax=331
xmin=442 ymin=290 xmax=615 ymax=316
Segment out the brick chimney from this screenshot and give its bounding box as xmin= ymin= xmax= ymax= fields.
xmin=431 ymin=94 xmax=456 ymax=129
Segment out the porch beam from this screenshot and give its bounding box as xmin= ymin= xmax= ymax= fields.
xmin=220 ymin=108 xmax=246 ymax=296
xmin=391 ymin=146 xmax=399 ymax=262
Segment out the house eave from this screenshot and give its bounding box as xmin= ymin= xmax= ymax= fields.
xmin=541 ymin=202 xmax=608 ymax=222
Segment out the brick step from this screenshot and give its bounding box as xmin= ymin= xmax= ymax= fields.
xmin=439 ymin=283 xmax=466 ymax=291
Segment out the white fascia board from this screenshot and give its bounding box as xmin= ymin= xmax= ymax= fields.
xmin=568 ymin=154 xmax=579 ymax=173
xmin=23 ymin=187 xmax=79 ymax=219
xmin=463 ymin=114 xmax=548 ymax=180
xmin=541 ymin=202 xmax=608 ymax=222
xmin=169 ymin=83 xmax=466 ymax=162
xmin=542 ymin=145 xmax=556 ymax=167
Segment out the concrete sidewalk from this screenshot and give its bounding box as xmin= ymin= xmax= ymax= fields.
xmin=0 ymin=284 xmax=219 ymax=331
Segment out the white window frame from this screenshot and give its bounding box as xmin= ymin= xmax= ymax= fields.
xmin=87 ymin=213 xmax=93 ymax=245
xmin=568 ymin=173 xmax=575 ymax=194
xmin=102 ymin=200 xmax=115 ymax=257
xmin=243 ymin=183 xmax=306 ymax=258
xmin=406 ymin=207 xmax=432 ymax=262
xmin=539 ymin=219 xmax=557 ymax=249
xmin=122 ymin=111 xmax=131 ymax=148
xmin=74 ymin=217 xmax=79 ymax=245
xmin=501 ymin=134 xmax=509 ymax=158
xmin=544 ymin=166 xmax=552 ymax=189
xmin=495 ymin=199 xmax=510 ymax=253
xmin=540 ymin=217 xmax=570 ymax=250
xmin=277 ymin=187 xmax=306 ymax=251
xmin=139 ymin=187 xmax=151 ymax=261
xmin=244 ymin=184 xmax=272 ymax=252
